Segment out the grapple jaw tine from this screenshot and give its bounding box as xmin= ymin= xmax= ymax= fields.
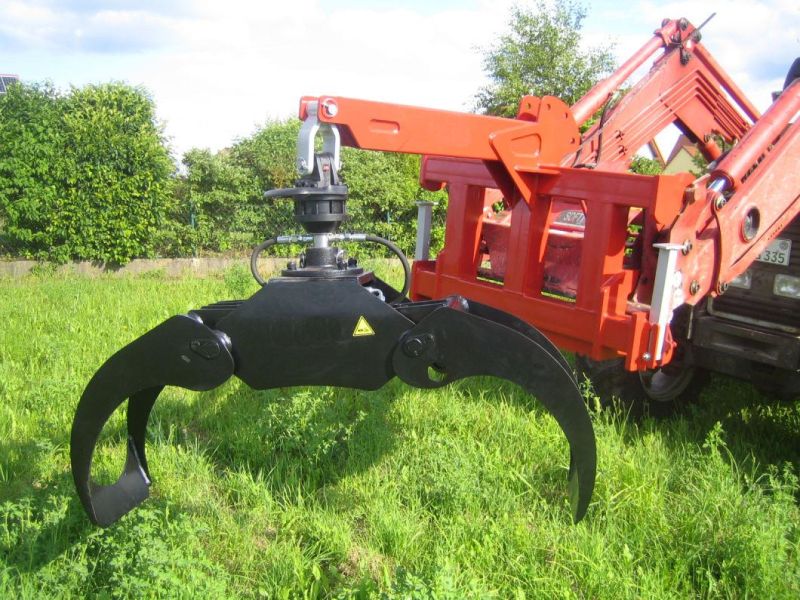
xmin=392 ymin=300 xmax=596 ymax=522
xmin=71 ymin=315 xmax=235 ymax=527
xmin=87 ymin=434 xmax=152 ymax=527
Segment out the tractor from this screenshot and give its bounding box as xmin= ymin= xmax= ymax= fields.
xmin=71 ymin=18 xmax=800 ymax=526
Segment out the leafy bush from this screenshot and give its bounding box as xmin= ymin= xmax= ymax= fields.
xmin=0 ymin=84 xmax=444 ymax=262
xmin=0 ymin=84 xmax=64 ymax=258
xmin=341 ymin=147 xmax=447 ymax=256
xmin=181 ymin=148 xmax=261 ymax=252
xmin=0 ymin=82 xmax=172 ymax=263
xmin=629 ymin=155 xmax=664 ymax=175
xmin=173 ymin=120 xmax=447 ymax=257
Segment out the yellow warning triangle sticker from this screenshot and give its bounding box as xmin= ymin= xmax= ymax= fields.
xmin=352 ymin=315 xmax=375 ymax=337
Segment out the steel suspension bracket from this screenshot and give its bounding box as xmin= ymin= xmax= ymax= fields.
xmin=71 ymin=272 xmax=596 ymax=526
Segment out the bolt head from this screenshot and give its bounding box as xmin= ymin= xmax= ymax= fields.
xmin=321 ymin=99 xmax=339 ymax=118
xmin=402 ymin=334 xmax=433 ymax=358
xmin=190 ymin=338 xmax=221 ymax=360
xmin=403 ymin=337 xmax=425 ymax=358
xmin=642 ymin=352 xmax=652 ymax=362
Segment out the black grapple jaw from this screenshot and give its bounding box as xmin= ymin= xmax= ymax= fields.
xmin=71 ymin=275 xmax=596 ymax=527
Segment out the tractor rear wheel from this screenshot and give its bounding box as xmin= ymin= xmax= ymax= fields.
xmin=575 ymin=354 xmax=708 ymax=418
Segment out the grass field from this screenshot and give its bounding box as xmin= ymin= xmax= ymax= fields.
xmin=1 ymin=264 xmax=799 ymax=598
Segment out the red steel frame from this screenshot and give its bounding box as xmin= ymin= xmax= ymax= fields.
xmin=300 ymin=18 xmax=800 ymax=371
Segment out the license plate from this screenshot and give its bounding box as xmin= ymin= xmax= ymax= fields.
xmin=756 ymin=238 xmax=792 ymax=266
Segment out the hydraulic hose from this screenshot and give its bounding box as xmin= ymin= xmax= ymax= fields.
xmin=249 ymin=234 xmax=411 ymax=301
xmin=250 ymin=237 xmax=278 ymax=286
xmin=365 ymin=234 xmax=411 ymax=301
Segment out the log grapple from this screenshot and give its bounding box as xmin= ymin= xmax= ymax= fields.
xmin=71 ymin=134 xmax=596 ymax=527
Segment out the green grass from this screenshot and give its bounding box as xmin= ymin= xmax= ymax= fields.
xmin=1 ymin=264 xmax=799 ymax=598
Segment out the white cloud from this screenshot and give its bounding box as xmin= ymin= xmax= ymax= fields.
xmin=586 ymin=1 xmax=800 ymax=107
xmin=134 ymin=0 xmax=513 ymax=158
xmin=0 ymin=0 xmax=179 ymax=52
xmin=4 ymin=0 xmax=798 ymax=160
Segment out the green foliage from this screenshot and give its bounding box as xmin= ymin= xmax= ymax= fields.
xmin=182 ymin=148 xmax=261 ymax=252
xmin=691 ymin=152 xmax=709 ymax=177
xmin=231 ymin=119 xmax=299 ymax=191
xmin=0 ymin=82 xmax=172 ymax=264
xmin=690 ymin=134 xmax=732 ymax=178
xmin=173 ymin=120 xmax=447 ymax=258
xmin=223 ymin=262 xmax=261 ymax=298
xmin=0 ymin=84 xmax=444 ymax=262
xmin=475 ymin=0 xmax=616 ymax=117
xmin=0 ymin=84 xmax=63 ymax=258
xmin=629 ymin=156 xmax=664 ymax=175
xmin=341 ymin=147 xmax=447 ymax=256
xmin=228 ymin=119 xmax=302 ymax=245
xmin=155 ymin=120 xmax=300 ymax=256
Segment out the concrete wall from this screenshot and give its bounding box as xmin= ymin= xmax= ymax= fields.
xmin=0 ymin=257 xmax=287 ymax=278
xmin=0 ymin=257 xmax=400 ymax=278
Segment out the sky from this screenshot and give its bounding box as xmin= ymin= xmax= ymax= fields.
xmin=2 ymin=0 xmax=799 ymax=161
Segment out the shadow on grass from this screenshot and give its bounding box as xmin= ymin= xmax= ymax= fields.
xmin=1 ymin=466 xmax=223 ymax=600
xmin=149 ymin=379 xmax=402 ymax=503
xmin=600 ymin=371 xmax=800 ymax=487
xmin=10 ymin=364 xmax=796 ymax=586
xmin=125 ymin=373 xmax=573 ymax=523
xmin=1 ymin=369 xmax=561 ymax=575
xmin=683 ymin=374 xmax=800 ymax=474
xmin=0 ymin=466 xmax=101 ymax=574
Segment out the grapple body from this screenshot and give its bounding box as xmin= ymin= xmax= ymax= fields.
xmin=72 ymin=270 xmax=596 ymax=526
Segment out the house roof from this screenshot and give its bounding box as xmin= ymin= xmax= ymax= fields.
xmin=646 ymin=140 xmax=665 ymax=165
xmin=665 ymin=134 xmax=699 ymax=165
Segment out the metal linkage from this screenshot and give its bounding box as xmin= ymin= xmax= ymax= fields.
xmin=415 ymin=201 xmax=435 ymax=261
xmin=649 ymin=243 xmax=686 ymax=361
xmin=296 ymin=100 xmax=341 ymax=175
xmin=668 ymin=78 xmax=800 ymax=305
xmin=572 ymin=17 xmax=757 ymax=172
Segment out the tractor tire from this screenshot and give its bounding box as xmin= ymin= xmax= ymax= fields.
xmin=575 ymin=354 xmax=708 ymax=419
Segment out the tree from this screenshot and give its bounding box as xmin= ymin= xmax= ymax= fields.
xmin=0 ymin=82 xmax=173 ymax=263
xmin=340 ymin=147 xmax=447 ymax=255
xmin=170 ymin=119 xmax=448 ymax=258
xmin=475 ymin=0 xmax=616 ymax=117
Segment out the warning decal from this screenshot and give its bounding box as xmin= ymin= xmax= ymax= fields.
xmin=352 ymin=316 xmax=375 ymax=337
